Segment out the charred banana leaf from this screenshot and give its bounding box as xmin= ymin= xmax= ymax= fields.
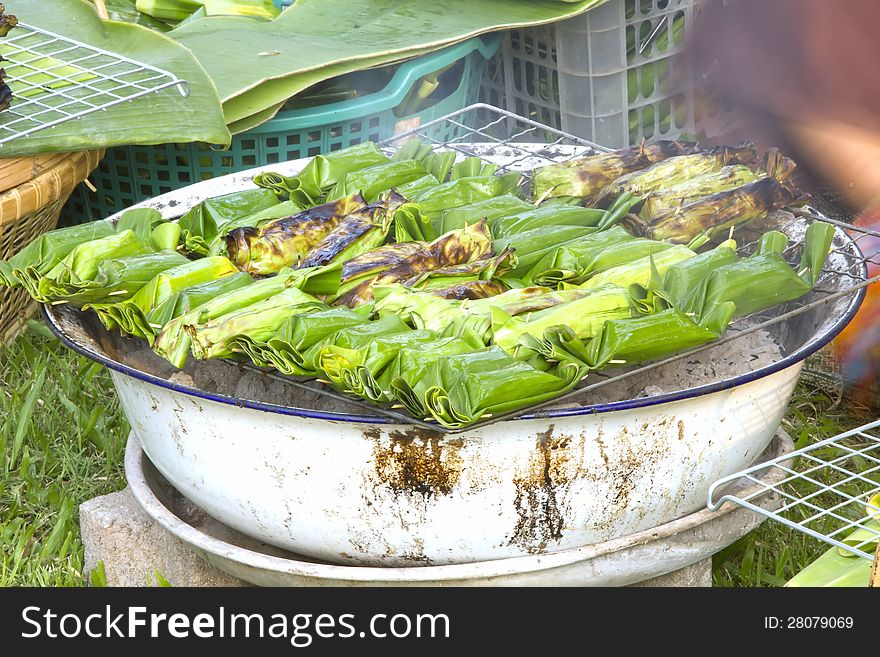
xmin=226 ymin=193 xmax=366 ymax=275
xmin=531 ymin=140 xmax=702 ymax=201
xmin=591 ymin=143 xmax=758 ymax=208
xmin=639 ymin=165 xmax=763 ymax=220
xmin=177 ymin=188 xmax=281 ymax=256
xmin=626 ymin=176 xmax=808 ymax=244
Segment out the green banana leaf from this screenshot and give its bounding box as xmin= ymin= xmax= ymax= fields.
xmin=21 ymin=230 xmax=154 ymax=302
xmin=525 ymin=225 xmax=640 ymax=287
xmin=658 ymin=240 xmax=739 ymax=315
xmin=328 ymin=160 xmax=428 ymax=203
xmin=5 ymin=0 xmax=228 ymax=156
xmin=153 ymin=269 xmax=296 ymax=367
xmin=85 ymin=255 xmax=239 ymax=341
xmin=253 ymin=142 xmax=389 ymax=206
xmin=437 ymin=195 xmax=534 ymax=236
xmin=318 ymin=329 xmax=440 ymax=402
xmin=492 ymin=283 xmax=635 ymax=354
xmin=785 ymin=546 xmax=873 ymax=587
xmin=166 ymin=0 xmax=603 ymax=125
xmin=92 ymin=0 xmax=175 ymax=30
xmin=37 ymin=250 xmax=189 ymax=306
xmin=494 ymin=225 xmax=601 ymax=277
xmin=177 ymin=188 xmax=281 ymax=256
xmin=396 ymin=174 xmax=442 ymax=203
xmin=250 ymin=306 xmax=371 ymax=375
xmin=188 ymin=286 xmax=325 ymax=360
xmin=489 ymin=204 xmax=606 ymax=239
xmin=414 ymin=173 xmax=523 ymax=216
xmin=145 ymin=270 xmax=253 ymax=327
xmin=0 ymin=221 xmax=116 ymax=288
xmin=413 ymin=348 xmax=585 ymax=428
xmin=575 ymin=244 xmax=696 ymax=292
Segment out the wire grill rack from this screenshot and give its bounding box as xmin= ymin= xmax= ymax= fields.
xmin=0 ymin=21 xmax=189 ymax=146
xmin=48 ymin=103 xmax=880 ymax=435
xmin=708 ymin=420 xmax=880 ymax=561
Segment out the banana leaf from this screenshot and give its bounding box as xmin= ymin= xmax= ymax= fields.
xmin=531 ymin=140 xmax=702 ymax=202
xmin=0 ymin=221 xmax=115 ymax=288
xmin=396 ymin=174 xmax=441 ymax=203
xmin=575 ymin=245 xmax=697 ymax=292
xmin=20 ymin=230 xmax=154 ymax=303
xmin=187 ymin=286 xmax=325 ymax=360
xmin=489 ymin=204 xmax=606 ymax=239
xmin=413 ymin=348 xmax=585 ymax=428
xmin=177 ymin=188 xmax=281 ymax=256
xmin=425 ymin=279 xmax=508 ymax=300
xmin=153 ymin=269 xmax=297 ymax=367
xmin=226 ymin=193 xmax=367 ymax=275
xmin=639 ymin=165 xmax=764 ymax=220
xmin=525 ymin=225 xmax=639 ymax=286
xmin=328 ymin=160 xmax=428 ymax=203
xmin=145 ymin=271 xmax=253 ymax=327
xmin=590 ymin=144 xmax=758 ymax=208
xmin=627 ymin=177 xmax=809 ymax=244
xmin=5 ymin=0 xmax=228 ymax=156
xmin=165 ymin=0 xmax=603 ymax=125
xmin=450 ymin=156 xmax=498 ymax=180
xmin=657 ymin=240 xmax=739 ymax=314
xmin=381 ymin=334 xmax=486 ymax=416
xmin=492 ymin=284 xmax=635 ymax=354
xmin=785 ymin=545 xmax=874 ymax=587
xmin=436 ymin=195 xmax=534 ymax=236
xmin=252 ymin=306 xmax=371 ymax=375
xmin=318 ymin=329 xmax=440 ymax=402
xmin=37 ymin=250 xmax=190 ymax=306
xmin=201 ymin=201 xmax=301 ymax=256
xmin=494 ymin=225 xmax=601 ymax=277
xmin=373 ymin=284 xmax=491 ymax=338
xmin=333 ymin=220 xmax=495 ymax=307
xmin=85 ymin=256 xmax=239 ymax=341
xmin=414 ymin=173 xmax=523 ymax=215
xmin=298 ymin=213 xmax=389 ymax=270
xmin=692 ymin=224 xmax=834 ymax=328
xmin=92 ymin=0 xmax=175 ymax=30
xmin=253 ymin=142 xmax=389 ymax=206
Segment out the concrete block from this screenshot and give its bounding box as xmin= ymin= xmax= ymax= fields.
xmin=80 ymin=487 xmax=250 ymax=587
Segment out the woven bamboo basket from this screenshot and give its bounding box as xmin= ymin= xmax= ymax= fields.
xmin=0 ymin=149 xmax=103 ymax=344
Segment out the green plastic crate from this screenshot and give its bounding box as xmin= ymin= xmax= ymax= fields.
xmin=65 ymin=35 xmax=500 ymax=223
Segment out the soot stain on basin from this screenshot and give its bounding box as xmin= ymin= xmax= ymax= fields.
xmin=370 ymin=428 xmax=465 ymax=499
xmin=508 ymin=425 xmax=578 ymax=554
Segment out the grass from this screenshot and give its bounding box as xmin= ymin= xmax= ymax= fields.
xmin=0 ymin=321 xmax=129 ymax=586
xmin=0 ymin=321 xmax=875 ymax=586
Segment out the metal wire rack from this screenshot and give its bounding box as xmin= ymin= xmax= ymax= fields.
xmin=44 ymin=103 xmax=880 ymax=435
xmin=246 ymin=101 xmax=876 ymax=434
xmin=708 ymin=420 xmax=880 ymax=561
xmin=0 ymin=21 xmax=189 ymax=146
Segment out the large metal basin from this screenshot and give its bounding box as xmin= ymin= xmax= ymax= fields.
xmin=45 ymin=146 xmax=865 ymax=566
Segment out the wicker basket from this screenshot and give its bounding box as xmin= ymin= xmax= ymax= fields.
xmin=0 ymin=150 xmax=103 ymax=344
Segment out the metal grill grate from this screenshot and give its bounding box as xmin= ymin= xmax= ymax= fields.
xmin=0 ymin=21 xmax=188 ymax=146
xmin=708 ymin=420 xmax=880 ymax=561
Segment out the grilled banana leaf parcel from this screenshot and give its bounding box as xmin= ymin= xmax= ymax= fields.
xmin=85 ymin=256 xmax=240 ymax=342
xmin=253 ymin=142 xmax=389 ymax=206
xmin=639 ymin=165 xmax=763 ymax=220
xmin=37 ymin=250 xmax=190 ymax=306
xmin=494 ymin=225 xmax=604 ymax=278
xmin=0 ymin=221 xmax=116 ymax=288
xmin=395 ymin=347 xmax=585 ymax=428
xmin=697 ymin=223 xmax=834 ymax=325
xmin=434 ymin=194 xmax=534 ymax=237
xmin=412 ymin=173 xmax=523 ymax=215
xmin=187 ymin=286 xmax=325 ymax=361
xmin=20 ymin=230 xmax=154 ymax=303
xmin=525 ymin=225 xmax=639 ymax=286
xmin=225 ymin=193 xmax=367 ymax=274
xmin=492 ymin=284 xmax=636 ymax=354
xmin=590 ymin=143 xmax=759 ymax=208
xmin=489 ymin=204 xmax=607 ymax=239
xmin=531 ymin=140 xmax=702 ymax=201
xmin=625 ymin=177 xmax=808 ymax=244
xmin=145 ymin=272 xmax=254 ymax=329
xmin=328 ymin=159 xmax=428 ymax=202
xmin=575 ymin=243 xmax=697 ymax=292
xmin=250 ymin=306 xmax=371 ymax=375
xmin=153 ymin=269 xmax=300 ymax=368
xmin=333 ymin=220 xmax=496 ymax=307
xmin=177 ymin=188 xmax=281 ymax=256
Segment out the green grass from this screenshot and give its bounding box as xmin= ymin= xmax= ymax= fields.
xmin=0 ymin=321 xmax=129 ymax=586
xmin=0 ymin=321 xmax=874 ymax=586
